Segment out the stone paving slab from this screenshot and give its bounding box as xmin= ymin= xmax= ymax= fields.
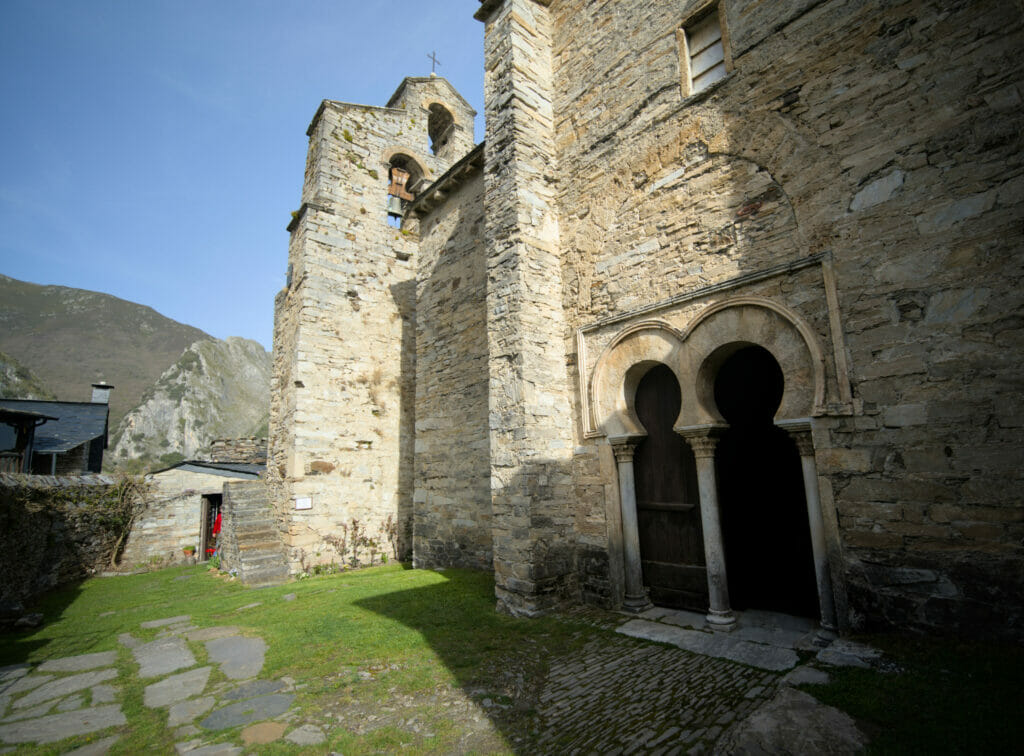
xmin=222 ymin=679 xmax=285 ymax=701
xmin=0 ymin=705 xmax=126 ymax=744
xmin=2 ymin=674 xmax=52 ymax=697
xmin=184 ymin=627 xmax=242 ymax=642
xmin=199 ymin=693 xmax=294 ymax=731
xmin=617 ymin=619 xmax=799 ymax=671
xmin=1 ymin=700 xmax=56 ymax=722
xmin=783 ymin=665 xmax=830 ymax=687
xmin=816 ymin=638 xmax=885 ymax=669
xmin=141 ymin=615 xmax=191 ymax=629
xmin=63 ymin=734 xmax=119 ymax=755
xmin=175 ymin=741 xmax=242 ymax=755
xmin=144 ymin=667 xmax=212 ymax=708
xmin=713 ymin=687 xmax=867 ymax=754
xmin=168 ymin=696 xmax=216 ymax=727
xmin=91 ymin=684 xmax=117 ymax=704
xmin=0 ymin=666 xmax=29 ymax=685
xmin=133 ymin=637 xmax=197 ymax=678
xmin=285 ymin=724 xmax=326 ymax=746
xmin=205 ymin=637 xmax=266 ymax=680
xmin=13 ymin=669 xmax=117 ymax=710
xmin=57 ymin=695 xmax=85 ymax=712
xmin=38 ymin=652 xmax=117 ymax=673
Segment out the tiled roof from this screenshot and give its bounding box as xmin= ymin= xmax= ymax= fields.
xmin=0 ymin=399 xmax=108 ymax=453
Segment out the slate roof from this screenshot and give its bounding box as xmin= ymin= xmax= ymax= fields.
xmin=150 ymin=460 xmax=264 ymax=478
xmin=0 ymin=399 xmax=109 ymax=454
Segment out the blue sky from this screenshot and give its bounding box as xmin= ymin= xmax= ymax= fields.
xmin=0 ymin=1 xmax=485 ymax=350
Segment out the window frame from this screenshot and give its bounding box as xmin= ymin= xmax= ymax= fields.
xmin=677 ymin=2 xmax=733 ymax=98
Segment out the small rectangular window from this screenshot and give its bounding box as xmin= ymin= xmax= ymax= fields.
xmin=679 ymin=4 xmax=729 ymax=96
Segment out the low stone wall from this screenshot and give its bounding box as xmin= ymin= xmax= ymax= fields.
xmin=0 ymin=473 xmax=141 ymax=606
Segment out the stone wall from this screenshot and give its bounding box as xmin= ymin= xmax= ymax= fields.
xmin=545 ymin=0 xmax=1023 ymax=637
xmin=0 ymin=473 xmax=136 ymax=606
xmin=412 ymin=158 xmax=491 ymax=569
xmin=266 ymin=78 xmax=477 ymax=573
xmin=120 ymin=468 xmax=249 ymax=567
xmin=204 ymin=437 xmax=267 ymax=465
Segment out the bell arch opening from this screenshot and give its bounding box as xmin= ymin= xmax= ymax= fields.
xmin=633 ymin=364 xmax=707 ymax=611
xmin=712 ymin=345 xmax=818 ymax=617
xmin=427 ymin=103 xmax=455 ymax=156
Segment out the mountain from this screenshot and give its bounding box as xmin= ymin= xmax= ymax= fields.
xmin=0 ymin=274 xmax=211 ymax=429
xmin=110 ymin=337 xmax=271 ymax=470
xmin=0 ymin=351 xmax=56 ymax=400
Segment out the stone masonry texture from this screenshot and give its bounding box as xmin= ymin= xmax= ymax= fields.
xmin=259 ymin=0 xmax=1024 ymax=639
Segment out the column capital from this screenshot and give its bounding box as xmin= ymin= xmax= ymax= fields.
xmin=677 ymin=426 xmax=725 ymax=458
xmin=609 ymin=436 xmax=643 ymax=462
xmin=788 ymin=429 xmax=815 ymax=457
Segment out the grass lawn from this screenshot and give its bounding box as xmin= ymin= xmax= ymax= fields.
xmin=0 ymin=564 xmax=600 ymax=754
xmin=2 ymin=564 xmax=1022 ymax=754
xmin=801 ymin=632 xmax=1024 ymax=754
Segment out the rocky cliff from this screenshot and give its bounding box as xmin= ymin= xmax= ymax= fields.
xmin=110 ymin=338 xmax=271 ymax=470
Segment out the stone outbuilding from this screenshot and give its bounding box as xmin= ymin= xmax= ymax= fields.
xmin=261 ymin=0 xmax=1024 ymax=640
xmin=121 ymin=460 xmax=263 ymax=567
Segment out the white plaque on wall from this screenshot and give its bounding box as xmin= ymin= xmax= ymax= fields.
xmin=294 ymin=497 xmax=312 ymax=510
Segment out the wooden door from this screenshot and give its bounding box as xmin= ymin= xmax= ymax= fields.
xmin=633 ymin=365 xmax=708 ymax=611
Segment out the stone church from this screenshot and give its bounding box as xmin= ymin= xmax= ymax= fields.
xmin=258 ymin=0 xmax=1023 ymax=639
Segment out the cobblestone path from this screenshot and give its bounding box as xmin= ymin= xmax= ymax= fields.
xmin=523 ymin=635 xmax=781 ymax=754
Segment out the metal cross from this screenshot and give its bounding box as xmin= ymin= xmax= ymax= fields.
xmin=427 ymin=51 xmax=442 ymax=74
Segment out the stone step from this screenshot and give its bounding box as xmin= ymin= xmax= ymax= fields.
xmin=234 ymin=523 xmax=278 ymax=535
xmin=240 ymin=565 xmax=290 ymax=587
xmin=238 ymin=540 xmax=283 ymax=553
xmin=238 ymin=553 xmax=287 ymax=569
xmin=236 ymin=528 xmax=279 ymax=541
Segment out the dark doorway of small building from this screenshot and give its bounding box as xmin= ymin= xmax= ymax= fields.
xmin=713 ymin=345 xmax=818 ymax=617
xmin=633 ymin=364 xmax=708 ymax=612
xmin=200 ymin=494 xmax=222 ymax=561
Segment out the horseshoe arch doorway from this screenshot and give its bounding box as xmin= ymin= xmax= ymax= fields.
xmin=713 ymin=345 xmax=818 ymax=617
xmin=633 ymin=364 xmax=708 ymax=611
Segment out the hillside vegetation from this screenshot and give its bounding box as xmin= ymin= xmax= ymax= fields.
xmin=0 ymin=274 xmax=210 ymax=428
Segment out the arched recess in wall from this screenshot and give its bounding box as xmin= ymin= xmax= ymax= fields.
xmin=682 ymin=297 xmax=826 ymax=426
xmin=589 ymin=298 xmax=826 ymax=437
xmin=591 ymin=320 xmax=687 ymax=439
xmin=427 ymin=103 xmax=456 ymax=157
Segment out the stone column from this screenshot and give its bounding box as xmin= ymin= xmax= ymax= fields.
xmin=476 ymin=0 xmax=575 ymax=616
xmin=788 ymin=428 xmax=837 ymax=632
xmin=681 ymin=428 xmax=735 ymax=630
xmin=610 ymin=438 xmax=652 ymax=612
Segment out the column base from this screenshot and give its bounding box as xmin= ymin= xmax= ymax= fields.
xmin=622 ymin=591 xmax=653 ymax=613
xmin=813 ymin=625 xmax=838 ymax=647
xmin=705 ymin=608 xmax=736 ymax=631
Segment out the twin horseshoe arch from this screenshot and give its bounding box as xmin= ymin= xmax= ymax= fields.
xmin=591 ymin=297 xmax=827 ymax=438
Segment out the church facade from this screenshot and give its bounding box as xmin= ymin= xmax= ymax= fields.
xmin=265 ymin=0 xmax=1024 ymax=639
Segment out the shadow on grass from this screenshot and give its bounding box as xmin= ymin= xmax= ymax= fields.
xmin=0 ymin=579 xmax=86 ymax=668
xmin=352 ymin=567 xmax=575 ymax=753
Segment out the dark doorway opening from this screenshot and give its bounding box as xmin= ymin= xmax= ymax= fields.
xmin=633 ymin=364 xmax=708 ymax=611
xmin=200 ymin=494 xmax=222 ymax=561
xmin=713 ymin=345 xmax=818 ymax=617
